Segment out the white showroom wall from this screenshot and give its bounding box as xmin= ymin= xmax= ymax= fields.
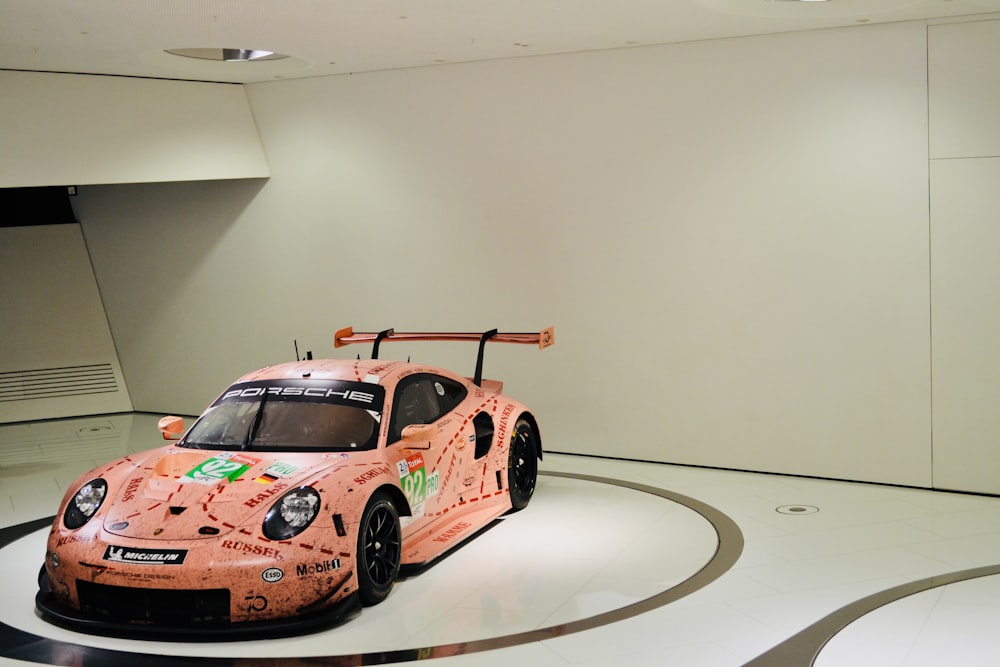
xmin=72 ymin=19 xmax=940 ymax=488
xmin=928 ymin=18 xmax=1000 ymax=495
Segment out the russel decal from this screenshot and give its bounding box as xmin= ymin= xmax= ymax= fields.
xmin=103 ymin=546 xmax=187 ymax=565
xmin=220 ymin=539 xmax=284 ymax=561
xmin=183 ymin=452 xmax=261 ymax=485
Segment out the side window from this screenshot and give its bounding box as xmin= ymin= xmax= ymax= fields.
xmin=432 ymin=376 xmax=467 ymax=414
xmin=388 ymin=374 xmax=468 ymax=444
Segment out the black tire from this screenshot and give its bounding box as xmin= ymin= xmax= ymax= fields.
xmin=508 ymin=417 xmax=538 ymax=511
xmin=356 ymin=491 xmax=401 ymax=606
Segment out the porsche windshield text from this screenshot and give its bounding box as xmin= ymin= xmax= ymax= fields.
xmin=181 ymin=379 xmax=385 ymax=453
xmin=221 ymin=386 xmax=377 ymax=404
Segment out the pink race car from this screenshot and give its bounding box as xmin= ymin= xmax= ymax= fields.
xmin=37 ymin=327 xmax=553 ymax=637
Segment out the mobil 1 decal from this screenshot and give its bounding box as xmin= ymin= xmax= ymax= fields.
xmin=215 ymin=379 xmax=385 ymax=410
xmin=184 ymin=452 xmax=261 ymax=485
xmin=396 ymin=454 xmax=439 ymax=518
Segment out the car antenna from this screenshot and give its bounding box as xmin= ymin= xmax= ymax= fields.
xmin=294 ymin=340 xmax=313 ymax=361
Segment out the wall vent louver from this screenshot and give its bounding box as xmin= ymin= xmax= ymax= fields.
xmin=0 ymin=364 xmax=119 ymax=402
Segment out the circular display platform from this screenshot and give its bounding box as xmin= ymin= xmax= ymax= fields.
xmin=0 ymin=471 xmax=742 ymax=665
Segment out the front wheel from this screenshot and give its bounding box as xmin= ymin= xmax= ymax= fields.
xmin=508 ymin=417 xmax=538 ymax=511
xmin=356 ymin=492 xmax=401 ymax=606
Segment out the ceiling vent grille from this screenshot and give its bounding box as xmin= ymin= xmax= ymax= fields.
xmin=0 ymin=364 xmax=119 ymax=402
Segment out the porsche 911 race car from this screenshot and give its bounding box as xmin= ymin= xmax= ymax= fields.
xmin=36 ymin=327 xmax=553 ymax=637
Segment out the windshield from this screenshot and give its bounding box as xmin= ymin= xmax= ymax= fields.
xmin=180 ymin=379 xmax=384 ymax=452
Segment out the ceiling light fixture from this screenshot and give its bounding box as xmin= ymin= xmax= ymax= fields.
xmin=165 ymin=48 xmax=289 ymax=62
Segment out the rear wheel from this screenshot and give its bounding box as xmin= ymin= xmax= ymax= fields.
xmin=356 ymin=492 xmax=401 ymax=606
xmin=508 ymin=417 xmax=538 ymax=511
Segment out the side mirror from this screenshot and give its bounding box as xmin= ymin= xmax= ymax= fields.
xmin=400 ymin=423 xmax=435 ymax=447
xmin=158 ymin=416 xmax=185 ymax=441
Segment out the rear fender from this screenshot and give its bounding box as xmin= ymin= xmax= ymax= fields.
xmin=519 ymin=412 xmax=543 ymax=461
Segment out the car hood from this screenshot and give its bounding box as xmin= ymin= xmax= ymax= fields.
xmin=102 ymin=448 xmax=354 ymax=541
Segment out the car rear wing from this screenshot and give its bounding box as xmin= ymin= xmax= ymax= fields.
xmin=334 ymin=326 xmax=554 ymax=386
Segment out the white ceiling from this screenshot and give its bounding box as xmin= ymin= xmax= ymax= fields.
xmin=2 ymin=0 xmax=1000 ymax=84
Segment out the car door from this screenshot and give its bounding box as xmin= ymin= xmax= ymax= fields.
xmin=386 ymin=373 xmax=469 ymax=530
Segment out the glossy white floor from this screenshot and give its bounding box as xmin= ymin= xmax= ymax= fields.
xmin=2 ymin=414 xmax=1000 ymax=666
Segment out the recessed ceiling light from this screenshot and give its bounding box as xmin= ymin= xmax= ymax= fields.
xmin=165 ymin=48 xmax=289 ymax=62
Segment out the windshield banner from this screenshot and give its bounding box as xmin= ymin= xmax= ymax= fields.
xmin=214 ymin=379 xmax=385 ymax=410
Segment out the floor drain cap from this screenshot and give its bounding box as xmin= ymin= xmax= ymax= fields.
xmin=776 ymin=505 xmax=819 ymax=515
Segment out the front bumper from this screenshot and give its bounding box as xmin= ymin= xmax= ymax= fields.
xmin=36 ymin=566 xmax=360 ymax=640
xmin=39 ymin=521 xmax=361 ymax=639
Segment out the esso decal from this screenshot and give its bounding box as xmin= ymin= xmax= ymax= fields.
xmin=262 ymin=567 xmax=284 ymax=583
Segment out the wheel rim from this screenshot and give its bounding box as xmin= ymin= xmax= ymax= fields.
xmin=511 ymin=426 xmax=537 ymax=495
xmin=363 ymin=505 xmax=400 ymax=587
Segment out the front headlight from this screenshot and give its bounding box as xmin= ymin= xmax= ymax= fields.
xmin=63 ymin=478 xmax=108 ymax=529
xmin=263 ymin=486 xmax=321 ymax=540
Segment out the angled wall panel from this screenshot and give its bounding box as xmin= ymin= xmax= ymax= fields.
xmin=0 ymin=224 xmax=132 ymax=422
xmin=0 ymin=71 xmax=269 ymax=188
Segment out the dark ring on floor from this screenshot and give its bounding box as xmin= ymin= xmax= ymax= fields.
xmin=0 ymin=470 xmax=744 ymax=666
xmin=745 ymin=562 xmax=1000 ymax=667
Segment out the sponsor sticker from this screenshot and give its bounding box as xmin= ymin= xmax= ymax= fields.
xmin=103 ymin=545 xmax=187 ymax=565
xmin=262 ymin=567 xmax=284 ymax=583
xmin=255 ymin=461 xmax=299 ymax=484
xmin=426 ymin=470 xmax=440 ymax=498
xmin=355 ymin=466 xmax=390 ymax=485
xmin=215 ymin=380 xmax=384 ymax=409
xmin=243 ymin=484 xmax=288 ymax=508
xmin=184 ymin=452 xmax=261 ymax=485
xmin=221 ymin=539 xmax=284 ymax=561
xmin=399 ymin=454 xmax=429 ymax=513
xmin=296 ymin=559 xmax=341 ymax=576
xmin=433 ymin=521 xmax=472 ymax=544
xmin=121 ymin=477 xmax=142 ymax=502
